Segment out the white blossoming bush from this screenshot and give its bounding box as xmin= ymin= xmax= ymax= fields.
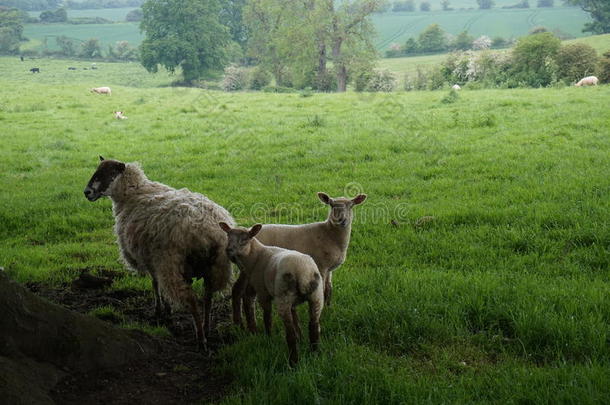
xmin=472 ymin=36 xmax=492 ymax=50
xmin=222 ymin=65 xmax=248 ymax=92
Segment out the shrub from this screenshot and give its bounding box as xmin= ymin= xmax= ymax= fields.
xmin=125 ymin=8 xmax=142 ymax=22
xmin=598 ymin=51 xmax=610 ymax=84
xmin=511 ymin=32 xmax=561 ymax=87
xmin=420 ymin=1 xmax=431 ymax=11
xmin=262 ymin=85 xmax=295 ymax=93
xmin=453 ymin=31 xmax=474 ymax=51
xmin=222 ymin=65 xmax=248 ymax=91
xmin=555 ymin=43 xmax=598 ymax=83
xmin=472 ymin=36 xmax=492 ymax=50
xmin=441 ymin=89 xmax=460 ymax=104
xmin=537 ymin=0 xmax=553 ymax=6
xmin=248 ymin=66 xmax=271 ymax=90
xmin=393 ymin=0 xmax=415 ymax=12
xmin=477 ymin=0 xmax=494 ymax=9
xmin=418 ymin=24 xmax=447 ymax=53
xmin=365 ymin=69 xmax=397 ymax=92
xmin=491 ymin=36 xmax=508 ymax=48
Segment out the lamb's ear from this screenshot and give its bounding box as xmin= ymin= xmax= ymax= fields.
xmin=318 ymin=192 xmax=332 ymax=205
xmin=117 ymin=161 xmax=126 ymax=172
xmin=99 ymin=155 xmax=105 ymax=161
xmin=219 ymin=222 xmax=232 ymax=233
xmin=352 ymin=194 xmax=367 ymax=205
xmin=249 ymin=224 xmax=262 ymax=238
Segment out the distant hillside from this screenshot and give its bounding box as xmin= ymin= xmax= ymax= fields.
xmin=0 ymin=0 xmax=62 ymax=11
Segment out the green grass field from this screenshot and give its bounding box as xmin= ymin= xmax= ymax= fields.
xmin=1 ymin=56 xmax=609 ymax=403
xmin=377 ymin=33 xmax=610 ymax=78
xmin=27 ymin=7 xmax=139 ymax=22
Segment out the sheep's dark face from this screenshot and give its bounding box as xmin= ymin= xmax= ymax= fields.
xmin=84 ymin=157 xmax=126 ymax=201
xmin=318 ymin=192 xmax=367 ymax=228
xmin=219 ymin=223 xmax=262 ymax=262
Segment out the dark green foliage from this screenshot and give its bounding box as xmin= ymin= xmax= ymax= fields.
xmin=56 ymin=35 xmax=76 ymax=56
xmin=491 ymin=36 xmax=508 ymax=48
xmin=511 ymin=32 xmax=561 ymax=86
xmin=599 ymin=51 xmax=610 ymax=83
xmin=420 ymin=1 xmax=431 ymax=11
xmin=140 ymin=0 xmax=229 ymax=83
xmin=79 ymin=38 xmax=102 ymax=59
xmin=441 ymin=0 xmax=452 ymax=10
xmin=453 ymin=31 xmax=474 ymax=51
xmin=503 ymin=0 xmax=530 ymax=8
xmin=393 ymin=0 xmax=415 ymax=11
xmin=555 ymin=43 xmax=598 ymax=83
xmin=220 ymin=0 xmax=248 ymax=48
xmin=39 ymin=8 xmax=67 ymax=23
xmin=537 ymin=0 xmax=554 ymax=6
xmin=0 ymin=7 xmax=23 ymax=54
xmin=477 ymin=0 xmax=495 ymax=9
xmin=441 ymin=89 xmax=460 ymax=104
xmin=125 ymin=8 xmax=142 ymax=22
xmin=248 ymin=66 xmax=272 ymax=90
xmin=566 ymin=0 xmax=610 ymax=34
xmin=418 ymin=24 xmax=447 ymax=53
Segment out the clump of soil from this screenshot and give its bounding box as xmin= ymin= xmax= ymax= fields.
xmin=26 ymin=272 xmax=235 ymax=405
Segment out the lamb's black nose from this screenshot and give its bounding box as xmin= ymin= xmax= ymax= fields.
xmin=84 ymin=189 xmax=91 ymax=197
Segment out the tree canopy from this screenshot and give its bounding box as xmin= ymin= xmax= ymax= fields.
xmin=139 ymin=0 xmax=230 ymax=83
xmin=566 ymin=0 xmax=610 ymax=34
xmin=0 ymin=7 xmax=23 ymax=54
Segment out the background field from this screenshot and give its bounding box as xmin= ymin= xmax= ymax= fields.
xmin=0 ymin=56 xmax=609 ymax=403
xmin=20 ymin=4 xmax=589 ymax=53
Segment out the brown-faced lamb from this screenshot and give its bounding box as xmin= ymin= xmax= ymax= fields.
xmin=219 ymin=222 xmax=323 ymax=366
xmin=231 ymin=192 xmax=366 ymax=326
xmin=84 ymin=156 xmax=234 ymax=349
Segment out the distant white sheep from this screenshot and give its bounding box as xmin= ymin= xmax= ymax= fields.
xmin=575 ymin=76 xmax=598 ymax=87
xmin=84 ymin=157 xmax=234 ymax=349
xmin=452 ymin=84 xmax=461 ymax=90
xmin=220 ymin=222 xmax=323 ymax=366
xmin=91 ymin=87 xmax=111 ymax=95
xmin=114 ymin=111 xmax=127 ymax=120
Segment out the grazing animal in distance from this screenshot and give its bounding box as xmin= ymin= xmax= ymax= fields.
xmin=20 ymin=56 xmax=24 ymax=62
xmin=91 ymin=87 xmax=111 ymax=96
xmin=83 ymin=156 xmax=235 ymax=349
xmin=114 ymin=111 xmax=128 ymax=120
xmin=30 ymin=68 xmax=40 ymax=73
xmin=220 ymin=222 xmax=324 ymax=366
xmin=68 ymin=67 xmax=77 ymax=70
xmin=575 ymin=76 xmax=598 ymax=87
xmin=452 ymin=84 xmax=461 ymax=90
xmin=232 ymin=192 xmax=366 ymax=326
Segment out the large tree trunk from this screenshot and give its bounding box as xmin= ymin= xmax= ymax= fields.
xmin=317 ymin=41 xmax=327 ymax=83
xmin=0 ymin=272 xmax=158 ymax=405
xmin=332 ymin=38 xmax=347 ymax=92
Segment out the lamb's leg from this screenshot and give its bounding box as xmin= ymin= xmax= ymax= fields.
xmin=308 ymin=296 xmax=323 ymax=352
xmin=323 ymin=271 xmax=333 ymax=306
xmin=277 ymin=301 xmax=299 ymax=367
xmin=231 ymin=272 xmax=248 ymax=326
xmin=259 ymin=296 xmax=273 ymax=335
xmin=244 ymin=286 xmax=258 ymax=333
xmin=186 ymin=292 xmax=206 ymax=351
xmin=291 ymin=306 xmax=303 ymax=341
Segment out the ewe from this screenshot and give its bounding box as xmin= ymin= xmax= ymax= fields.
xmin=84 ymin=157 xmax=234 ymax=349
xmin=220 ymin=222 xmax=323 ymax=366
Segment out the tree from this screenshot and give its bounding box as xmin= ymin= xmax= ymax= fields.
xmin=511 ymin=32 xmax=561 ymax=86
xmin=477 ymin=0 xmax=495 ymax=9
xmin=125 ymin=8 xmax=142 ymax=22
xmin=417 ymin=24 xmax=447 ymax=53
xmin=0 ymin=7 xmax=23 ymax=54
xmin=140 ymin=0 xmax=230 ymax=83
xmin=598 ymin=51 xmax=610 ymax=83
xmin=453 ymin=30 xmax=474 ymax=50
xmin=537 ymin=0 xmax=554 ymax=6
xmin=403 ymin=37 xmax=418 ymax=54
xmin=0 ymin=0 xmax=62 ymax=11
xmin=80 ymin=38 xmax=102 ymax=58
xmin=420 ymin=1 xmax=431 ymax=11
xmin=441 ymin=0 xmax=452 ymax=10
xmin=56 ymin=35 xmax=76 ymax=56
xmin=565 ymin=0 xmax=610 ymax=34
xmin=554 ymin=43 xmax=598 ymax=83
xmin=220 ymin=0 xmax=248 ymax=48
xmin=393 ymin=0 xmax=415 ymax=12
xmin=39 ymin=7 xmax=67 ymax=23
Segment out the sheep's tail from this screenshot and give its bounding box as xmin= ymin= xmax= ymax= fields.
xmin=294 ymin=270 xmax=321 ymax=297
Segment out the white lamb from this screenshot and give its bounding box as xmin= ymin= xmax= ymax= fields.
xmin=220 ymin=222 xmax=323 ymax=366
xmin=84 ymin=156 xmax=234 ymax=349
xmin=452 ymin=84 xmax=461 ymax=90
xmin=231 ymin=192 xmax=366 ymax=325
xmin=91 ymin=87 xmax=112 ymax=95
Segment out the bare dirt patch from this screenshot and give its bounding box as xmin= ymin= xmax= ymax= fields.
xmin=26 ymin=274 xmax=235 ymax=405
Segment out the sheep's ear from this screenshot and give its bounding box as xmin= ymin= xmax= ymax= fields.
xmin=318 ymin=192 xmax=332 ymax=205
xmin=219 ymin=222 xmax=232 ymax=233
xmin=352 ymin=194 xmax=367 ymax=205
xmin=117 ymin=162 xmax=126 ymax=173
xmin=249 ymin=224 xmax=262 ymax=238
xmin=99 ymin=155 xmax=105 ymax=161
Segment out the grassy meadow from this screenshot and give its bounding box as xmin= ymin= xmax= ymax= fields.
xmin=0 ymin=56 xmax=609 ymax=403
